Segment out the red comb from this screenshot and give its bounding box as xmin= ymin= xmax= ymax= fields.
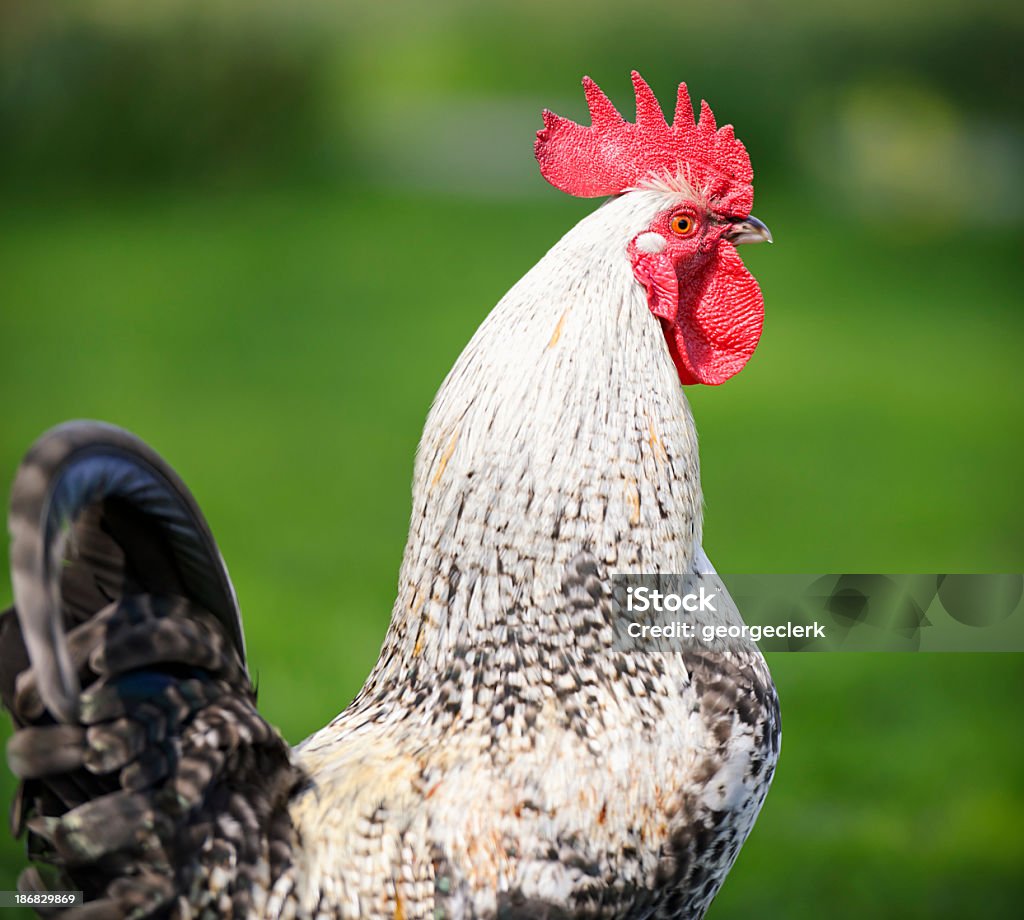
xmin=535 ymin=72 xmax=753 ymax=216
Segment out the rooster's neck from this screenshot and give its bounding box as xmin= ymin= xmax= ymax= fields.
xmin=372 ymin=192 xmax=704 ymax=684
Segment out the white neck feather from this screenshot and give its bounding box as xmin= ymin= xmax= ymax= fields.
xmin=373 ymin=190 xmax=704 ymax=679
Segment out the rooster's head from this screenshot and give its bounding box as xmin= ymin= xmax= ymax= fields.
xmin=535 ymin=72 xmax=771 ymax=386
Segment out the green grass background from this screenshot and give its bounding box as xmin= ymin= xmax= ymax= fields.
xmin=0 ymin=1 xmax=1022 ymax=916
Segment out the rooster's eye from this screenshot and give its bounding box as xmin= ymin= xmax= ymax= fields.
xmin=670 ymin=214 xmax=695 ymax=236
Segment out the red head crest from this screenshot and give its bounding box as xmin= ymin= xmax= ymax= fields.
xmin=535 ymin=72 xmax=754 ymax=217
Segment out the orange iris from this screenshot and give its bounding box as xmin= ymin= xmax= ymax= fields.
xmin=670 ymin=214 xmax=695 ymax=236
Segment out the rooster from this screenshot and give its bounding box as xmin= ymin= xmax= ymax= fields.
xmin=1 ymin=73 xmax=778 ymax=919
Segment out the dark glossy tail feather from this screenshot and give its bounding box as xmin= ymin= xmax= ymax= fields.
xmin=1 ymin=422 xmax=301 ymax=917
xmin=6 ymin=421 xmax=245 ymax=723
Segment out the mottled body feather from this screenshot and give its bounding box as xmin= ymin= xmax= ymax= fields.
xmin=291 ymin=191 xmax=779 ymax=917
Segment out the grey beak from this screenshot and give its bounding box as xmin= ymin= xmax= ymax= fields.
xmin=724 ymin=215 xmax=773 ymax=245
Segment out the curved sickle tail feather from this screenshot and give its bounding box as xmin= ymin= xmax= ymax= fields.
xmin=0 ymin=422 xmax=301 ymax=917
xmin=7 ymin=421 xmax=246 ymax=724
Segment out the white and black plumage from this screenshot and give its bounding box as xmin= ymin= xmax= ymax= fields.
xmin=1 ymin=74 xmax=779 ymax=918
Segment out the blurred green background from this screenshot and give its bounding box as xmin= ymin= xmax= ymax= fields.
xmin=1 ymin=0 xmax=1022 ymax=916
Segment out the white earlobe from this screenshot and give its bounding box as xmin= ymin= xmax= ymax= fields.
xmin=634 ymin=232 xmax=668 ymax=254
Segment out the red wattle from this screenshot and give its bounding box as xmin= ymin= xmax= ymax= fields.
xmin=633 ymin=242 xmax=763 ymax=386
xmin=671 ymin=242 xmax=764 ymax=385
